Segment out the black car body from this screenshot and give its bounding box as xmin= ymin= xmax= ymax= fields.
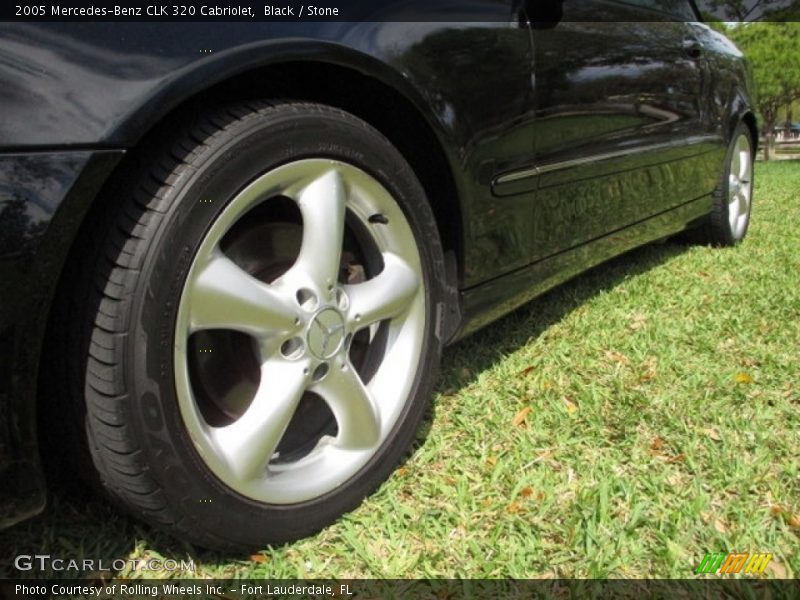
xmin=0 ymin=1 xmax=755 ymax=544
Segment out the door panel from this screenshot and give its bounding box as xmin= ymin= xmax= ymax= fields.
xmin=395 ymin=19 xmax=537 ymax=285
xmin=528 ymin=0 xmax=722 ymax=262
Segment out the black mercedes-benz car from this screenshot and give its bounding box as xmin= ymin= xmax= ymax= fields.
xmin=0 ymin=1 xmax=755 ymax=551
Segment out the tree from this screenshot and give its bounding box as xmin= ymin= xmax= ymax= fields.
xmin=725 ymin=23 xmax=800 ymax=159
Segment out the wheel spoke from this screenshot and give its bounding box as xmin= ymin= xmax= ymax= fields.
xmin=734 ymin=135 xmax=749 ymax=178
xmin=737 ymin=211 xmax=748 ymax=232
xmin=731 ymin=148 xmax=741 ymax=181
xmin=739 ymin=190 xmax=750 ymax=214
xmin=293 ymin=170 xmax=347 ymax=289
xmin=314 ymin=365 xmax=380 ymax=450
xmin=188 ymin=253 xmax=297 ymax=337
xmin=211 ymin=359 xmax=310 ymax=481
xmin=346 ymin=253 xmax=419 ymax=328
xmin=728 ymin=192 xmax=741 ymax=229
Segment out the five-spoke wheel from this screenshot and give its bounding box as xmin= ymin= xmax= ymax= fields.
xmin=726 ymin=133 xmax=753 ymax=241
xmin=175 ymin=160 xmax=426 ymax=503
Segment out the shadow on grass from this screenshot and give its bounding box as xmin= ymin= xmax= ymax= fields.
xmin=0 ymin=482 xmax=205 ymax=579
xmin=430 ymin=239 xmax=693 ymax=410
xmin=0 ymin=239 xmax=691 ymax=570
xmin=406 ymin=238 xmax=692 ymax=487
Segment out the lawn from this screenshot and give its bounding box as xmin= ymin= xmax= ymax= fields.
xmin=1 ymin=162 xmax=798 ymax=580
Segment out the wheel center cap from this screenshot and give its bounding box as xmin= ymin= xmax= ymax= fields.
xmin=306 ymin=307 xmax=346 ymax=360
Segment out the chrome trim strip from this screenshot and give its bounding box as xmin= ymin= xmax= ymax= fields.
xmin=495 ymin=165 xmax=540 ymax=184
xmin=494 ymin=134 xmax=722 ymax=186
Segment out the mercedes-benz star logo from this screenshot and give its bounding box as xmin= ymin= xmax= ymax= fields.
xmin=306 ymin=308 xmax=346 ymax=360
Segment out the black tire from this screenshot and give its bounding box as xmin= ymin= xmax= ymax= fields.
xmin=59 ymin=102 xmax=446 ymax=551
xmin=697 ymin=122 xmax=755 ymax=246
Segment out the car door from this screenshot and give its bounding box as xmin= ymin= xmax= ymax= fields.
xmin=393 ymin=16 xmax=537 ymax=286
xmin=524 ymin=0 xmax=723 ymax=263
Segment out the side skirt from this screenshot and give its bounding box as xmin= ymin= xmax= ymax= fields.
xmin=453 ymin=194 xmax=712 ymax=341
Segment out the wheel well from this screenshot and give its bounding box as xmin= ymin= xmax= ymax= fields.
xmin=118 ymin=61 xmax=463 ymax=285
xmin=741 ymin=112 xmax=758 ymax=152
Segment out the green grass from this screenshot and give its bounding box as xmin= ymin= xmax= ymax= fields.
xmin=2 ymin=162 xmax=798 ymax=580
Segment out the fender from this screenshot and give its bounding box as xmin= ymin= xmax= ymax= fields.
xmin=727 ymin=86 xmax=758 ymax=148
xmin=106 ymin=34 xmax=459 ymax=154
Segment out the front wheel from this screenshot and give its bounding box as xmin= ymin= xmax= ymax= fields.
xmin=72 ymin=102 xmax=446 ymax=550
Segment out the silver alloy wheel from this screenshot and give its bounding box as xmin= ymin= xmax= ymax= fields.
xmin=727 ymin=133 xmax=753 ymax=240
xmin=173 ymin=159 xmax=426 ymax=504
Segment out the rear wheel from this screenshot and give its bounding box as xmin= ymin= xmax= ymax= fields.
xmin=69 ymin=102 xmax=445 ymax=550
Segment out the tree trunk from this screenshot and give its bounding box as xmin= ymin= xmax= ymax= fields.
xmin=762 ymin=111 xmax=777 ymax=161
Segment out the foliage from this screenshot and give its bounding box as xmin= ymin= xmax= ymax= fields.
xmin=724 ymin=23 xmax=800 ymax=156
